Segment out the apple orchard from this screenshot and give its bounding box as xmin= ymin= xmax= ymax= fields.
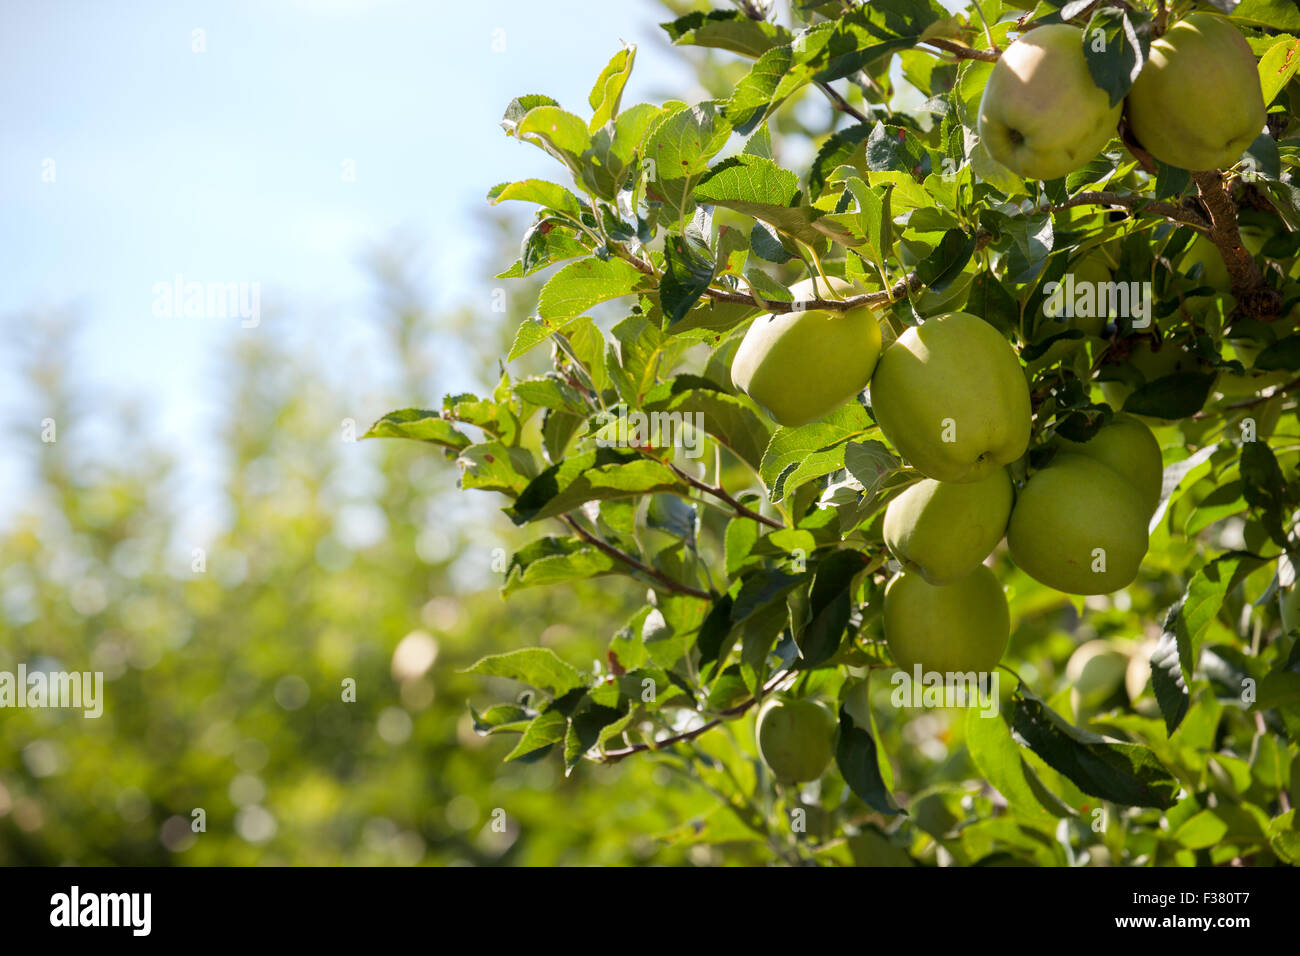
xmin=368 ymin=2 xmax=1300 ymax=866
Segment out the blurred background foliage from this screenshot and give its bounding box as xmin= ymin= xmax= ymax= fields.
xmin=0 ymin=1 xmax=810 ymax=867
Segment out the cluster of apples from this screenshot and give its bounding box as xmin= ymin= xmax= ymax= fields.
xmin=733 ymin=286 xmax=1164 ymax=680
xmin=978 ymin=14 xmax=1266 ymax=180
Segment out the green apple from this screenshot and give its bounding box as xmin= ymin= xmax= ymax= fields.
xmin=870 ymin=312 xmax=1031 ymax=483
xmin=1007 ymin=453 xmax=1149 ymax=594
xmin=1055 ymin=413 xmax=1163 ymax=517
xmin=755 ymin=696 xmax=835 ymax=783
xmin=883 ymin=566 xmax=1010 ymax=675
xmin=978 ymin=25 xmax=1123 ymax=181
xmin=883 ymin=469 xmax=1013 ymax=585
xmin=731 ymin=276 xmax=881 ymax=427
xmin=1126 ymin=13 xmax=1266 ymax=172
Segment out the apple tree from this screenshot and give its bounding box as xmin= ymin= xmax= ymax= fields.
xmin=368 ymin=0 xmax=1300 ymax=865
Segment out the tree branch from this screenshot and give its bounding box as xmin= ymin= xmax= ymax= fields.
xmin=815 ymin=80 xmax=869 ymax=125
xmin=1044 ymin=191 xmax=1209 ymax=229
xmin=705 ymin=269 xmax=922 ymax=313
xmin=610 ymin=241 xmax=921 ymax=313
xmin=596 ymin=669 xmax=792 ymax=763
xmin=1191 ymin=376 xmax=1300 ymax=420
xmin=920 ymin=38 xmax=1000 ymax=62
xmin=1192 ymin=170 xmax=1282 ymax=321
xmin=562 ymin=514 xmax=712 ymax=600
xmin=667 ymin=461 xmax=783 ymax=529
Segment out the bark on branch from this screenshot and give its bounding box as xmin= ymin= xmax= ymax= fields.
xmin=1192 ymin=170 xmax=1282 ymax=321
xmin=921 ymin=38 xmax=1000 ymax=61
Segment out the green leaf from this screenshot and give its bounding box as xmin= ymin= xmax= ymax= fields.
xmin=725 ymin=518 xmax=761 ymax=578
xmin=1010 ymin=691 xmax=1178 ymax=809
xmin=1231 ymin=0 xmax=1300 ymax=31
xmin=1254 ymin=333 xmax=1300 ymax=371
xmin=749 ymin=220 xmax=794 ymax=262
xmin=836 ymin=703 xmax=904 ymax=816
xmin=695 ymin=154 xmax=853 ymax=246
xmin=504 ymin=219 xmax=591 ymax=278
xmin=1121 ymin=372 xmax=1217 ymax=420
xmin=1080 ymin=7 xmax=1152 ymax=108
xmin=1176 ymin=552 xmax=1265 ymax=682
xmin=503 ymin=536 xmax=618 ymax=594
xmin=915 ymin=228 xmax=976 ymax=294
xmin=743 ymin=123 xmax=773 ymax=160
xmin=465 ymin=647 xmax=585 ymax=698
xmin=1243 ymin=131 xmax=1281 ymax=182
xmin=660 ymin=9 xmax=792 ymax=58
xmin=362 ymin=408 xmax=471 ymax=450
xmin=1259 ymin=37 xmax=1300 ymax=106
xmin=564 ymin=699 xmax=626 ymax=771
xmin=487 ymin=179 xmax=584 ymax=218
xmin=470 ymin=703 xmax=532 ymax=736
xmin=647 ymin=494 xmax=697 ymax=544
xmin=965 ymin=708 xmax=1069 ymax=819
xmin=797 ymin=550 xmax=869 ymax=668
xmin=456 ymin=442 xmax=536 ymax=496
xmin=538 ymin=257 xmax=649 ymax=323
xmin=504 ymin=709 xmax=567 ymax=762
xmin=588 ymin=44 xmax=636 ymax=132
xmin=864 ymin=123 xmax=932 ymax=180
xmin=501 ymin=93 xmax=559 ymax=134
xmin=696 ymin=154 xmax=800 ymax=207
xmin=660 ymin=229 xmax=716 ymax=324
xmin=512 ymin=374 xmax=587 ymax=412
xmin=1241 ymin=441 xmax=1289 ymax=545
xmin=739 ymin=599 xmax=787 ymax=693
xmin=642 ymin=376 xmax=772 ymax=472
xmin=1173 ymin=809 xmax=1230 ymax=850
xmin=809 ymin=124 xmax=872 ymax=195
xmin=760 ymin=402 xmax=876 ymax=501
xmin=506 ymin=447 xmax=681 ymax=525
xmin=842 ymin=176 xmax=893 ymax=269
xmin=697 ymin=593 xmax=737 ymax=674
xmin=725 ymin=3 xmax=945 ymax=130
xmin=514 ymin=105 xmax=593 ymax=175
xmin=645 ymin=102 xmax=733 ymax=227
xmin=967 ymin=270 xmax=1020 ymax=336
xmin=1149 ymin=625 xmax=1189 ymax=736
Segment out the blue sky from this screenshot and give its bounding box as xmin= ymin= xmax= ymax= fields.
xmin=0 ymin=0 xmax=703 ymax=529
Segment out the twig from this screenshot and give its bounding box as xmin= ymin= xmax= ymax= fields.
xmin=1044 ymin=191 xmax=1209 ymax=229
xmin=562 ymin=514 xmax=712 ymax=600
xmin=611 ymin=240 xmax=921 ymax=313
xmin=667 ymin=461 xmax=783 ymax=529
xmin=815 ymin=80 xmax=869 ymax=125
xmin=920 ymin=38 xmax=1000 ymax=62
xmin=1191 ymin=377 xmax=1300 ymax=420
xmin=700 ymin=269 xmax=922 ymax=313
xmin=597 ymin=669 xmax=793 ymax=763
